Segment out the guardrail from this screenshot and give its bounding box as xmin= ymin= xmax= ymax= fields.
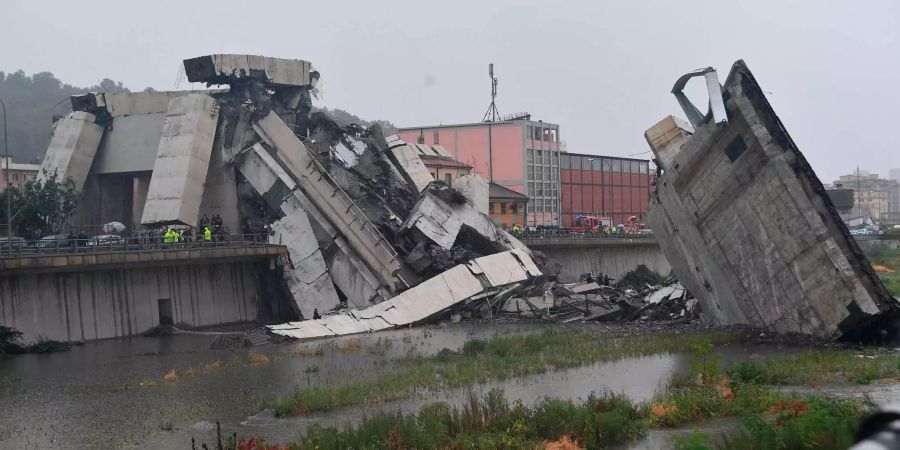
xmin=519 ymin=231 xmax=656 ymax=240
xmin=0 ymin=233 xmax=276 ymax=258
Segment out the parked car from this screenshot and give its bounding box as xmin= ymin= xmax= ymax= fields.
xmin=0 ymin=236 xmax=28 ymax=251
xmin=37 ymin=234 xmax=74 ymax=248
xmin=86 ymin=235 xmax=125 ymax=247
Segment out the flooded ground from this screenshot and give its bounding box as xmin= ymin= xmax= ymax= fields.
xmin=0 ymin=321 xmax=889 ymax=449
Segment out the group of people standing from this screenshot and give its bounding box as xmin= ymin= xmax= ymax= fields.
xmin=157 ymin=214 xmax=226 ymax=245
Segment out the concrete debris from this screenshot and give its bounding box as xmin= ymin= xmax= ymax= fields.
xmin=646 ymin=60 xmax=898 ymax=340
xmin=454 ymin=173 xmax=490 ymax=215
xmin=387 ymin=142 xmax=435 ymax=193
xmin=183 ymin=54 xmax=316 ymax=87
xmin=267 ymin=250 xmax=542 ymax=339
xmin=41 ymin=53 xmax=547 ymax=328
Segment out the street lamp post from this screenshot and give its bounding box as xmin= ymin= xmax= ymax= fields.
xmin=0 ymin=98 xmax=9 ymax=250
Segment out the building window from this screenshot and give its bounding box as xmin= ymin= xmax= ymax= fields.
xmin=511 ymin=203 xmax=519 ymax=214
xmin=612 ymin=159 xmax=622 ymax=172
xmin=526 ymin=126 xmax=533 ymax=140
xmin=501 ymin=202 xmax=507 ymax=214
xmin=433 ymin=131 xmax=440 ymax=145
xmin=550 ymin=129 xmax=558 ymax=143
xmin=444 ymin=173 xmax=452 ymax=185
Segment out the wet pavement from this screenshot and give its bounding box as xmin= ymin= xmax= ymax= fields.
xmin=0 ymin=321 xmax=888 ymax=449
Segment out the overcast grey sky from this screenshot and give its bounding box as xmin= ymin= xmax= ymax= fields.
xmin=3 ymin=0 xmax=897 ymax=183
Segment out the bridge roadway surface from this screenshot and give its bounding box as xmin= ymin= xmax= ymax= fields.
xmin=0 ymin=235 xmax=288 ymax=274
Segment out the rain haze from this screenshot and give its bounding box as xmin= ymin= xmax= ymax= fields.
xmin=8 ymin=2 xmax=900 ymax=449
xmin=3 ymin=0 xmax=898 ymax=183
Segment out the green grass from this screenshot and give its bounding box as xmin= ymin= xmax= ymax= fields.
xmin=297 ymin=389 xmax=645 ymax=450
xmin=675 ymin=397 xmax=863 ymax=450
xmin=269 ymin=329 xmax=739 ymax=417
xmin=244 ymin=339 xmax=880 ymax=449
xmin=865 ymin=247 xmax=900 ymax=296
xmin=723 ymin=349 xmax=900 ymax=385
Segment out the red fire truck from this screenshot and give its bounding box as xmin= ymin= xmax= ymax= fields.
xmin=571 ymin=215 xmax=613 ymax=234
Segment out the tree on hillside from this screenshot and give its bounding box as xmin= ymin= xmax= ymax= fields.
xmin=0 ymin=71 xmax=130 ymax=163
xmin=0 ymin=172 xmax=80 ymax=239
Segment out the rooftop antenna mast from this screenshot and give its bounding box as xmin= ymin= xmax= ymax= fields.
xmin=482 ymin=63 xmax=500 ymax=122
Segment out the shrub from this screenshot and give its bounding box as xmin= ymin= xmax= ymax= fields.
xmin=721 ymin=397 xmax=861 ymax=450
xmin=728 ymin=361 xmax=765 ymax=385
xmin=616 ymin=264 xmax=665 ymax=290
xmin=0 ymin=325 xmax=24 ymax=356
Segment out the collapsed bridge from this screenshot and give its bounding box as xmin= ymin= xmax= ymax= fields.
xmin=35 ymin=54 xmax=544 ymax=338
xmin=645 ymin=60 xmax=898 ymax=340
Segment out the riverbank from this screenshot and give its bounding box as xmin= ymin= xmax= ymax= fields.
xmin=206 ymin=329 xmax=896 ymax=449
xmin=1 ymin=321 xmax=896 ymax=449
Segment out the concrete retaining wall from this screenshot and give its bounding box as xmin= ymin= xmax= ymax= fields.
xmin=0 ymin=261 xmax=290 ymax=342
xmin=538 ymin=245 xmax=671 ymax=283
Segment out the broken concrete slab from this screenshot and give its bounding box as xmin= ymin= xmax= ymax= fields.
xmin=646 ymin=60 xmax=896 ymax=340
xmin=569 ymin=282 xmax=602 ymax=295
xmin=455 ymin=173 xmax=489 ymax=215
xmin=646 ymin=285 xmax=677 ymax=304
xmin=38 ymin=111 xmax=104 ymax=190
xmin=184 ymin=54 xmax=315 ymax=87
xmin=253 ymin=111 xmax=412 ymax=293
xmin=388 ymin=143 xmax=435 ymax=192
xmin=267 ymin=250 xmax=542 ymax=340
xmin=236 ymin=143 xmax=387 ymax=308
xmin=401 ymin=189 xmax=529 ymax=252
xmin=401 ymin=191 xmax=463 ymax=250
xmin=270 ymin=206 xmax=341 ymax=319
xmin=141 ymin=93 xmax=220 ymax=226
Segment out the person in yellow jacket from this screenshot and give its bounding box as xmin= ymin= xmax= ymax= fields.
xmin=203 ymin=226 xmax=212 ymax=242
xmin=163 ymin=228 xmax=174 ymax=244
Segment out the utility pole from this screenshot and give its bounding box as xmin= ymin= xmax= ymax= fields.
xmin=0 ymin=97 xmax=9 ymax=251
xmin=857 ymin=166 xmax=861 ymax=218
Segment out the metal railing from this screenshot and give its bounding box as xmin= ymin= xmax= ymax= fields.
xmin=518 ymin=230 xmax=656 ymax=240
xmin=0 ymin=233 xmax=276 ymax=258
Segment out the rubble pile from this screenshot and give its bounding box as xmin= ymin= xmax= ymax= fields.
xmin=417 ymin=275 xmax=702 ymax=325
xmin=40 ymin=54 xmax=545 ymax=339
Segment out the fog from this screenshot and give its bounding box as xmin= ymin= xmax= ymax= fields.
xmin=2 ymin=0 xmax=898 ymax=182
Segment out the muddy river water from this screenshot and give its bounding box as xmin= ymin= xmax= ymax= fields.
xmin=1 ymin=322 xmax=898 ymax=449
